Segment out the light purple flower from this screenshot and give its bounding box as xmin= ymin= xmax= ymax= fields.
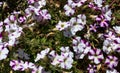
xmin=104 ymin=31 xmax=116 ymax=41
xmin=105 ymin=56 xmax=118 ymax=69
xmin=90 ymin=24 xmax=98 ymax=32
xmin=16 ymin=48 xmax=30 ymax=60
xmin=96 ymin=15 xmax=109 ymax=27
xmin=88 ymin=49 xmax=104 ymax=64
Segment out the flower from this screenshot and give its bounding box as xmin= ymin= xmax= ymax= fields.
xmin=96 ymin=15 xmax=109 ymax=27
xmin=94 ymin=0 xmax=103 ymax=7
xmin=10 ymin=60 xmax=25 ymax=71
xmin=16 ymin=48 xmax=30 ymax=60
xmin=88 ymin=2 xmax=101 ymax=10
xmin=27 ymin=0 xmax=36 ymax=4
xmin=88 ymin=49 xmax=104 ymax=64
xmin=106 ymin=69 xmax=119 ymax=73
xmin=70 ymin=24 xmax=84 ymax=35
xmin=51 ymin=47 xmax=74 ymax=69
xmin=10 ymin=60 xmax=36 ymax=71
xmin=34 ymin=48 xmax=50 ymax=62
xmin=102 ymin=37 xmax=120 ymax=54
xmin=69 ymin=14 xmax=86 ymax=35
xmin=105 ymin=56 xmax=118 ymax=69
xmin=34 ymin=0 xmax=46 ymax=9
xmin=87 ymin=64 xmax=97 ymax=73
xmin=104 ymin=31 xmax=116 ymax=41
xmin=101 ymin=5 xmax=112 ymax=21
xmin=77 ymin=14 xmax=86 ymax=25
xmin=39 ymin=9 xmax=51 ymax=20
xmin=0 ymin=2 xmax=2 ymax=7
xmin=68 ymin=0 xmax=87 ymax=7
xmin=90 ymin=24 xmax=98 ymax=32
xmin=59 ymin=57 xmax=73 ymax=69
xmin=0 ymin=44 xmax=9 ymax=60
xmin=72 ymin=36 xmax=91 ymax=59
xmin=56 ymin=21 xmax=70 ymax=31
xmin=64 ymin=4 xmax=75 ymax=16
xmin=18 ymin=16 xmax=26 ymax=23
xmin=32 ymin=66 xmax=44 ymax=73
xmin=113 ymin=26 xmax=120 ymax=34
xmin=0 ymin=22 xmax=3 ymax=33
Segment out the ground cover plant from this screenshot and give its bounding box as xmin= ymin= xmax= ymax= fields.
xmin=0 ymin=0 xmax=120 ymax=73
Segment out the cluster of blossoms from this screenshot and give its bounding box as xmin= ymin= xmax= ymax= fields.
xmin=0 ymin=0 xmax=120 ymax=73
xmin=64 ymin=0 xmax=87 ymax=16
xmin=10 ymin=47 xmax=74 ymax=72
xmin=56 ymin=0 xmax=120 ymax=73
xmin=10 ymin=60 xmax=50 ymax=73
xmin=0 ymin=0 xmax=51 ymax=72
xmin=56 ymin=14 xmax=86 ymax=37
xmin=26 ymin=0 xmax=51 ymax=22
xmin=50 ymin=47 xmax=74 ymax=69
xmin=0 ymin=0 xmax=51 ymax=60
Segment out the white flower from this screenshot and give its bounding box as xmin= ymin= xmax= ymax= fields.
xmin=64 ymin=4 xmax=75 ymax=16
xmin=32 ymin=66 xmax=44 ymax=73
xmin=113 ymin=26 xmax=120 ymax=34
xmin=34 ymin=0 xmax=46 ymax=9
xmin=51 ymin=47 xmax=74 ymax=69
xmin=72 ymin=37 xmax=91 ymax=59
xmin=56 ymin=21 xmax=70 ymax=31
xmin=59 ymin=57 xmax=73 ymax=69
xmin=68 ymin=0 xmax=87 ymax=7
xmin=51 ymin=55 xmax=64 ymax=65
xmin=0 ymin=2 xmax=2 ymax=7
xmin=69 ymin=15 xmax=86 ymax=35
xmin=77 ymin=14 xmax=86 ymax=25
xmin=70 ymin=24 xmax=84 ymax=35
xmin=0 ymin=44 xmax=9 ymax=60
xmin=39 ymin=9 xmax=51 ymax=20
xmin=94 ymin=0 xmax=103 ymax=7
xmin=102 ymin=5 xmax=112 ymax=21
xmin=0 ymin=22 xmax=3 ymax=33
xmin=34 ymin=48 xmax=50 ymax=62
xmin=106 ymin=69 xmax=119 ymax=73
